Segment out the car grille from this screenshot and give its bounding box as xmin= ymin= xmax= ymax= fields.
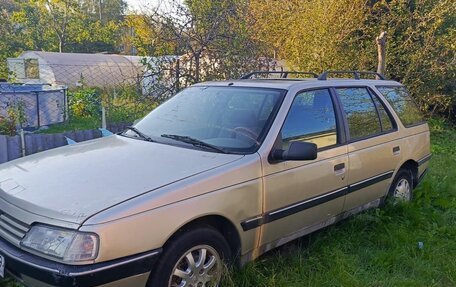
xmin=0 ymin=212 xmax=30 ymax=246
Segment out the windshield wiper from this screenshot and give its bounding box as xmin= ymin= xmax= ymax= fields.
xmin=161 ymin=134 xmax=227 ymax=154
xmin=124 ymin=126 xmax=155 ymax=142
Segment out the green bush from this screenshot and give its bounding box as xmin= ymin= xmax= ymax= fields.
xmin=0 ymin=101 xmax=27 ymax=135
xmin=104 ymin=86 xmax=158 ymax=124
xmin=0 ymin=115 xmax=16 ymax=136
xmin=68 ymin=88 xmax=102 ymax=119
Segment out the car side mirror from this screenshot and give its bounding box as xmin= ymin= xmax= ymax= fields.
xmin=270 ymin=141 xmax=318 ymax=162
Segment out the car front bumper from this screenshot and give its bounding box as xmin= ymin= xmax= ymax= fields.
xmin=0 ymin=236 xmax=161 ymax=287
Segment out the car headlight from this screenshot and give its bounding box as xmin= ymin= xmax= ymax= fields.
xmin=21 ymin=225 xmax=99 ymax=262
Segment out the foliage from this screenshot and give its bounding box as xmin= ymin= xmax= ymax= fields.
xmin=103 ymin=86 xmax=158 ymax=124
xmin=68 ymin=19 xmax=121 ymax=53
xmin=123 ymin=14 xmax=177 ymax=56
xmin=34 ymin=85 xmax=157 ymax=134
xmin=36 ymin=116 xmax=100 ymax=134
xmin=249 ymin=0 xmax=369 ymax=71
xmin=68 ymin=88 xmax=102 ymax=118
xmin=0 ymin=0 xmax=35 ymax=78
xmin=0 ymin=100 xmax=27 ymax=135
xmin=79 ymin=0 xmax=126 ymax=22
xmin=127 ymin=0 xmax=270 ymax=86
xmin=248 ymin=0 xmax=455 ymax=120
xmin=0 ymin=115 xmax=16 ymax=136
xmin=0 ymin=0 xmax=126 ymax=76
xmin=7 ymin=100 xmax=28 ymax=128
xmin=368 ymin=0 xmax=456 ymax=119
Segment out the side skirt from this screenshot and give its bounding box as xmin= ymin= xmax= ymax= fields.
xmin=240 ymin=198 xmax=382 ymax=265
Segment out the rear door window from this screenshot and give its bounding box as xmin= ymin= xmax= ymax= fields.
xmin=336 ymin=87 xmax=382 ymax=140
xmin=376 ymin=86 xmax=424 ymax=127
xmin=371 ymin=95 xmax=394 ymax=131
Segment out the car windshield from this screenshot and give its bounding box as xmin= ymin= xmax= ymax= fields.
xmin=127 ymin=86 xmax=285 ymax=154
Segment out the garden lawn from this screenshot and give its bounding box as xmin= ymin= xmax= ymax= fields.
xmin=2 ymin=120 xmax=456 ymax=287
xmin=35 ymin=117 xmax=100 ymax=134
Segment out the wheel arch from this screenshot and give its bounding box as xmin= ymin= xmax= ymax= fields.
xmin=163 ymin=214 xmax=242 ymax=262
xmin=396 ymin=159 xmax=419 ymax=187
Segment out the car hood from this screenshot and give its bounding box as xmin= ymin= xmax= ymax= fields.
xmin=0 ymin=135 xmax=244 ymax=225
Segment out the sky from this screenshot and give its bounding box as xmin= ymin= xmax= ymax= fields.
xmin=124 ymin=0 xmax=148 ymax=12
xmin=124 ymin=0 xmax=182 ymax=13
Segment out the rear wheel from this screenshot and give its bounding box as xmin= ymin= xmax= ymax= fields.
xmin=149 ymin=227 xmax=231 ymax=287
xmin=388 ymin=168 xmax=413 ymax=202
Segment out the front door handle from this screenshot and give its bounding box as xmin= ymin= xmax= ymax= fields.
xmin=334 ymin=163 xmax=346 ymax=176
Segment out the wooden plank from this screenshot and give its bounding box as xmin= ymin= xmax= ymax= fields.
xmin=89 ymin=129 xmax=99 ymax=141
xmin=24 ymin=134 xmax=34 ymax=156
xmin=0 ymin=135 xmax=8 ymax=164
xmin=7 ymin=136 xmax=21 ymax=161
xmin=74 ymin=131 xmax=84 ymax=142
xmin=83 ymin=130 xmax=91 ymax=141
xmin=42 ymin=134 xmax=52 ymax=151
xmin=1 ymin=128 xmax=109 ymax=164
xmin=34 ymin=134 xmax=45 ymax=153
xmin=52 ymin=133 xmax=64 ymax=149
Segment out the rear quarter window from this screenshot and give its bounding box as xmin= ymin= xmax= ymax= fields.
xmin=376 ymin=86 xmax=424 ymax=127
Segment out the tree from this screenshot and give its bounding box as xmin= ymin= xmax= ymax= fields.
xmin=0 ymin=1 xmax=21 ymax=77
xmin=248 ymin=0 xmax=455 ymax=118
xmin=66 ymin=18 xmax=121 ymax=53
xmin=367 ymin=0 xmax=455 ymax=117
xmin=46 ymin=0 xmax=79 ymax=52
xmin=79 ymin=0 xmax=127 ymax=22
xmin=0 ymin=0 xmax=54 ymax=77
xmin=376 ymin=31 xmax=387 ymax=76
xmin=8 ymin=0 xmax=123 ymax=54
xmin=249 ymin=0 xmax=369 ymax=72
xmin=130 ymin=0 xmax=268 ymax=86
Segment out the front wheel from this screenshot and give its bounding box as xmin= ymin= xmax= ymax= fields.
xmin=149 ymin=227 xmax=231 ymax=287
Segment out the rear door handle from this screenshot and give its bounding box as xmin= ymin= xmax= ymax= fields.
xmin=334 ymin=163 xmax=346 ymax=176
xmin=393 ymin=146 xmax=400 ymax=155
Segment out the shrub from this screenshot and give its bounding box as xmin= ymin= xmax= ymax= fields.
xmin=104 ymin=86 xmax=158 ymax=124
xmin=68 ymin=88 xmax=102 ymax=119
xmin=0 ymin=115 xmax=16 ymax=136
xmin=7 ymin=100 xmax=27 ymax=128
xmin=0 ymin=101 xmax=27 ymax=136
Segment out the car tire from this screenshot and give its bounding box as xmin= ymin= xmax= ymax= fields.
xmin=148 ymin=227 xmax=232 ymax=287
xmin=387 ymin=168 xmax=414 ymax=202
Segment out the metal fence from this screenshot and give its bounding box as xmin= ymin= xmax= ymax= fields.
xmin=0 ymin=84 xmax=67 ymax=129
xmin=2 ymin=59 xmax=176 ymax=134
xmin=0 ymin=58 xmax=176 ymax=163
xmin=0 ymin=123 xmax=128 ymax=164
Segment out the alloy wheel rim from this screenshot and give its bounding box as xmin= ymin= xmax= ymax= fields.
xmin=169 ymin=245 xmax=222 ymax=287
xmin=393 ymin=178 xmax=411 ymax=200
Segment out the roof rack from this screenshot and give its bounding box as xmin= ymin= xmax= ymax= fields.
xmin=317 ymin=71 xmax=386 ymax=80
xmin=240 ymin=71 xmax=318 ymax=79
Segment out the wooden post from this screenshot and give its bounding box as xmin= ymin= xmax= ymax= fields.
xmin=175 ymin=58 xmax=180 ymax=93
xmin=101 ymin=106 xmax=107 ymax=129
xmin=20 ymin=129 xmax=26 ymax=157
xmin=376 ymin=31 xmax=387 ymax=78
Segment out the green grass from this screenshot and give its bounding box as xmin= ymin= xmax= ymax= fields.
xmin=2 ymin=119 xmax=455 ymax=287
xmin=36 ymin=117 xmax=100 ymax=134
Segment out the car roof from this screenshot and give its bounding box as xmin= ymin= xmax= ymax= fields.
xmin=194 ymin=79 xmax=403 ymax=90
